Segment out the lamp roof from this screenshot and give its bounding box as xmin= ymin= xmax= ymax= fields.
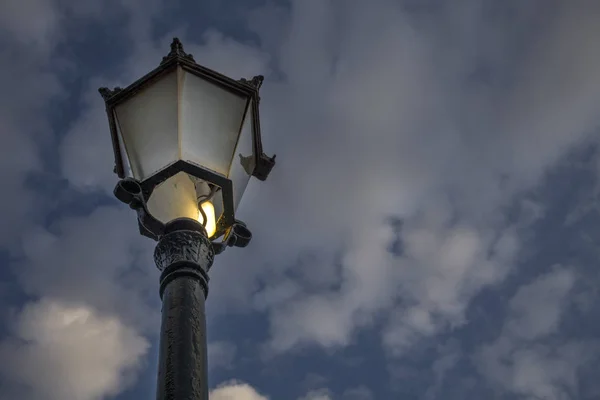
xmin=98 ymin=37 xmax=271 ymax=179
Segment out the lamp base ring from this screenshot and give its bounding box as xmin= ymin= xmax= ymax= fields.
xmin=158 ymin=260 xmax=209 ymax=299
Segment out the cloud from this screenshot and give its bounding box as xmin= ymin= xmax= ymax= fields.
xmin=58 ymin=37 xmax=177 ymax=195
xmin=381 ymin=207 xmax=519 ymax=355
xmin=479 ymin=340 xmax=595 ymax=400
xmin=0 ymin=38 xmax=63 ymax=246
xmin=50 ymin=0 xmax=600 ymax=367
xmin=203 ymin=0 xmax=600 ymax=359
xmin=475 ymin=266 xmax=596 ymax=399
xmin=342 ymin=386 xmax=374 ymax=400
xmin=0 ymin=0 xmax=270 ymax=396
xmin=210 ymin=381 xmax=269 ymax=400
xmin=0 ymin=2 xmax=171 ymax=397
xmin=59 ymin=85 xmax=122 ymax=194
xmin=505 ymin=266 xmax=576 ymax=340
xmin=0 ymin=0 xmax=166 ymax=244
xmin=208 ymin=341 xmax=237 ymax=370
xmin=0 ymin=0 xmax=61 ymax=50
xmin=298 ymin=388 xmax=332 ymax=400
xmin=246 ymin=198 xmax=518 ymax=353
xmin=14 ymin=206 xmax=158 ymax=333
xmin=265 ymin=223 xmax=398 ymax=351
xmin=424 ymin=343 xmax=461 ymax=400
xmin=0 ymin=0 xmax=159 ymax=55
xmin=3 ymin=0 xmax=600 ymax=398
xmin=0 ymin=299 xmax=149 ymax=400
xmin=209 ymin=381 xmax=337 ymax=400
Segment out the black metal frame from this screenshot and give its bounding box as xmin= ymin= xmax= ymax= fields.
xmin=98 ymin=38 xmax=275 ymax=181
xmin=140 ymin=160 xmax=234 ymax=239
xmin=99 ymin=38 xmax=276 ymax=239
xmin=114 ymin=178 xmax=251 ymax=253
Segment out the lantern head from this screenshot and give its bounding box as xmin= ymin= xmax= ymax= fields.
xmin=99 ymin=38 xmax=275 ymax=242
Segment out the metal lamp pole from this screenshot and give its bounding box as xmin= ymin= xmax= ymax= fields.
xmin=98 ymin=37 xmax=276 ymax=400
xmin=154 ymin=218 xmax=213 ymax=400
xmin=111 ymin=177 xmax=256 ymax=400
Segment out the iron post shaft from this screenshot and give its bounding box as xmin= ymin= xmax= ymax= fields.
xmin=154 ymin=219 xmax=214 ymax=400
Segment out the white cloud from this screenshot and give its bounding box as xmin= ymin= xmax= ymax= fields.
xmin=509 ymin=344 xmax=586 ymax=399
xmin=298 ymin=388 xmax=332 ymax=400
xmin=59 ymin=85 xmax=121 ymax=194
xmin=266 ymin=223 xmax=398 ymax=351
xmin=505 ymin=266 xmax=576 ymax=340
xmin=259 ymin=198 xmax=519 ymax=354
xmin=210 ymin=382 xmax=336 ymax=400
xmin=210 ymin=381 xmax=269 ymax=400
xmin=0 ymin=299 xmax=149 ymax=400
xmin=475 ymin=267 xmax=595 ymax=399
xmin=0 ymin=4 xmax=270 ymax=399
xmin=204 ymin=0 xmax=600 ymax=359
xmin=47 ymin=0 xmax=600 ymax=368
xmin=0 ymin=0 xmax=165 ymax=243
xmin=479 ymin=339 xmax=595 ymax=400
xmin=0 ymin=4 xmax=168 ymax=396
xmin=424 ymin=343 xmax=461 ymax=400
xmin=382 ymin=208 xmax=519 ymax=355
xmin=15 ymin=206 xmax=158 ymax=334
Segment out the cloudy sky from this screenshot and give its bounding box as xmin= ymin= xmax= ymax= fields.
xmin=1 ymin=0 xmax=600 ymax=399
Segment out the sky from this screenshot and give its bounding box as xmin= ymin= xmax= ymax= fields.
xmin=1 ymin=0 xmax=600 ymax=399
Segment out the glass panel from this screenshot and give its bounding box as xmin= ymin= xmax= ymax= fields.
xmin=114 ymin=70 xmax=179 ymax=181
xmin=146 ymin=172 xmax=224 ymax=237
xmin=228 ymin=100 xmax=256 ymax=211
xmin=211 ymin=189 xmax=225 ymax=235
xmin=179 ymin=69 xmax=248 ymax=175
xmin=146 ymin=171 xmax=198 ymax=224
xmin=114 ymin=113 xmax=133 ymax=177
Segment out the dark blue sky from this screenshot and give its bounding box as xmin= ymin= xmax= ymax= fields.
xmin=1 ymin=1 xmax=600 ymax=399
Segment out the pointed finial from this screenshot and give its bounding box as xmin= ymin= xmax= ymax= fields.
xmin=171 ymin=37 xmax=183 ymax=53
xmin=161 ymin=37 xmax=195 ymax=65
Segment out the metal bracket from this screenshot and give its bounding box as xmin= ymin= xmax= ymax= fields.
xmin=114 ymin=178 xmax=165 ymax=240
xmin=114 ymin=178 xmax=253 ymax=252
xmin=253 ymin=153 xmax=276 ymax=181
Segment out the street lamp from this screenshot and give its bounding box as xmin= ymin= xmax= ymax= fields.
xmin=99 ymin=38 xmax=275 ymax=400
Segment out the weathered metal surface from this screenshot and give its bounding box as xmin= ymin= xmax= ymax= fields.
xmin=154 ymin=223 xmax=214 ymax=400
xmin=154 ymin=229 xmax=214 ymax=272
xmin=156 ymin=277 xmax=208 ymax=400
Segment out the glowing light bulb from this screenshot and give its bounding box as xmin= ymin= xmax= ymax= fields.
xmin=198 ymin=201 xmax=216 ymax=237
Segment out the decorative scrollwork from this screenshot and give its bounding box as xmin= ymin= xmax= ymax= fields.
xmin=253 ymin=153 xmax=276 ymax=181
xmin=239 ymin=75 xmax=264 ymax=90
xmin=154 ymin=230 xmax=214 ymax=272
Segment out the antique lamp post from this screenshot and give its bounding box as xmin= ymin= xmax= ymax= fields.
xmin=98 ymin=38 xmax=275 ymax=400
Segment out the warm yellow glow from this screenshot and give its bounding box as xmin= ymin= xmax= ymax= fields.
xmin=198 ymin=201 xmax=216 ymax=237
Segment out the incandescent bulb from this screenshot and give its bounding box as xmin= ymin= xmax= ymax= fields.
xmin=199 ymin=201 xmax=216 ymax=237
